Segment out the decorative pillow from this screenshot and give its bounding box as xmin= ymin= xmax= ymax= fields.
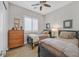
xmin=43 ymin=31 xmax=49 ymax=34
xmin=59 ymin=32 xmax=76 ymax=39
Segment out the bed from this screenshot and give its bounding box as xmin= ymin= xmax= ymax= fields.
xmin=38 ymin=30 xmax=79 ymax=57
xmin=27 ymin=34 xmax=49 ymax=49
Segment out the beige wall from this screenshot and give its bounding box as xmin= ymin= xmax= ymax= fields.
xmin=8 ymin=3 xmax=45 ymax=33
xmin=45 ymin=1 xmax=79 ymax=30
xmin=0 ymin=1 xmax=8 ymax=56
xmin=8 ymin=3 xmax=45 ymax=44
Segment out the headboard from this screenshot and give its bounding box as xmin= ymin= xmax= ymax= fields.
xmin=58 ymin=30 xmax=79 ymax=39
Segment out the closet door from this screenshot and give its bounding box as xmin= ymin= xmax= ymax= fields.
xmin=0 ymin=2 xmax=8 ymax=55
xmin=0 ymin=1 xmax=4 ymax=51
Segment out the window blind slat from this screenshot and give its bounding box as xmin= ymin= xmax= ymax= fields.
xmin=24 ymin=16 xmax=38 ymax=33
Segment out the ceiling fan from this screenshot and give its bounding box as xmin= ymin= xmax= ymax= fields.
xmin=32 ymin=1 xmax=51 ymax=11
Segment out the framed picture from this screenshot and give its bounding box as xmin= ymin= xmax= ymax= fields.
xmin=46 ymin=23 xmax=50 ymax=30
xmin=63 ymin=20 xmax=72 ymax=28
xmin=14 ymin=18 xmax=21 ymax=30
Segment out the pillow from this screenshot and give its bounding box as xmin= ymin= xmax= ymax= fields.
xmin=43 ymin=31 xmax=49 ymax=34
xmin=59 ymin=32 xmax=76 ymax=39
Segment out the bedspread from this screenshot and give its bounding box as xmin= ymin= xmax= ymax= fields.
xmin=28 ymin=34 xmax=39 ymax=42
xmin=40 ymin=38 xmax=79 ymax=57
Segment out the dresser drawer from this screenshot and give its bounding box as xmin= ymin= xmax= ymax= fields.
xmin=8 ymin=30 xmax=24 ymax=49
xmin=9 ymin=38 xmax=24 ymax=42
xmin=9 ymin=34 xmax=24 ymax=38
xmin=9 ymin=36 xmax=24 ymax=40
xmin=9 ymin=42 xmax=24 ymax=48
xmin=9 ymin=30 xmax=24 ymax=34
xmin=9 ymin=40 xmax=24 ymax=48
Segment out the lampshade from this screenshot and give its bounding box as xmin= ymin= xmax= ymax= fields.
xmin=52 ymin=24 xmax=60 ymax=29
xmin=52 ymin=28 xmax=58 ymax=32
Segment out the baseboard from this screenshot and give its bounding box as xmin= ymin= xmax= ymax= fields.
xmin=24 ymin=41 xmax=27 ymax=44
xmin=0 ymin=50 xmax=6 ymax=57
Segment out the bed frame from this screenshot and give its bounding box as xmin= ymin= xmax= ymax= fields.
xmin=38 ymin=30 xmax=79 ymax=57
xmin=38 ymin=43 xmax=57 ymax=57
xmin=27 ymin=35 xmax=49 ymax=49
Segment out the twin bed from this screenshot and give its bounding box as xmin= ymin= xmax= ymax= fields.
xmin=27 ymin=34 xmax=49 ymax=49
xmin=38 ymin=30 xmax=79 ymax=57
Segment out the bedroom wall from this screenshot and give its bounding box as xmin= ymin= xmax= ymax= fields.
xmin=0 ymin=1 xmax=9 ymax=56
xmin=8 ymin=3 xmax=45 ymax=33
xmin=45 ymin=1 xmax=79 ymax=30
xmin=8 ymin=3 xmax=45 ymax=44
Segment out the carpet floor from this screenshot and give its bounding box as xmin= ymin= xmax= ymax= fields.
xmin=6 ymin=45 xmax=38 ymax=57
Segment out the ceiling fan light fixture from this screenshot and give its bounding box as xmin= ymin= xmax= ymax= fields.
xmin=32 ymin=1 xmax=51 ymax=11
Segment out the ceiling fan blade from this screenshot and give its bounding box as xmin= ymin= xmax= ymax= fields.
xmin=34 ymin=7 xmax=37 ymax=9
xmin=44 ymin=4 xmax=51 ymax=7
xmin=40 ymin=6 xmax=42 ymax=11
xmin=32 ymin=4 xmax=40 ymax=6
xmin=40 ymin=1 xmax=47 ymax=4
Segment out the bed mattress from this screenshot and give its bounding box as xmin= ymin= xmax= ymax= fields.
xmin=40 ymin=38 xmax=79 ymax=57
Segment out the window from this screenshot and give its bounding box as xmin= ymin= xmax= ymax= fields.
xmin=24 ymin=16 xmax=38 ymax=32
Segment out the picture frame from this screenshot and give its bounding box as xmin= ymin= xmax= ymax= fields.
xmin=46 ymin=23 xmax=50 ymax=30
xmin=14 ymin=18 xmax=21 ymax=30
xmin=63 ymin=20 xmax=72 ymax=28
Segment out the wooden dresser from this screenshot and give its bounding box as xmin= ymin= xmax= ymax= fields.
xmin=8 ymin=30 xmax=24 ymax=49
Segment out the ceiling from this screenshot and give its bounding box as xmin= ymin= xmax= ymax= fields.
xmin=9 ymin=1 xmax=72 ymax=15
